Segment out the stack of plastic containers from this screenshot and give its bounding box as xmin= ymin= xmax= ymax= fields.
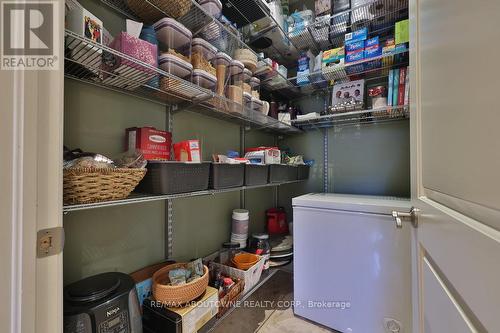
xmin=191 ymin=38 xmax=218 ymax=93
xmin=153 ymin=18 xmax=193 ymax=97
xmin=213 ymin=52 xmax=232 ymax=96
xmin=226 ymin=60 xmax=244 ymax=113
xmin=231 ymin=209 xmax=249 ymax=249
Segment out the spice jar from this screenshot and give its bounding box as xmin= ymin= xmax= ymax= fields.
xmin=249 ymin=233 xmax=271 ymax=270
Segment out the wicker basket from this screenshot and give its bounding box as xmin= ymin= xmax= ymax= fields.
xmin=127 ymin=0 xmax=192 ymax=23
xmin=152 ymin=263 xmax=209 ymax=307
xmin=63 ymin=167 xmax=146 ymax=205
xmin=217 ymin=278 xmax=245 ymax=318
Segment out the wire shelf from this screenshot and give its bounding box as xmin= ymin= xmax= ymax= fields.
xmin=290 ymin=0 xmax=408 ymax=52
xmin=63 ymin=179 xmax=305 ymax=213
xmin=291 ymin=48 xmax=409 ymax=93
xmin=64 ymin=30 xmax=299 ymax=134
xmin=292 ymin=105 xmax=409 ymax=130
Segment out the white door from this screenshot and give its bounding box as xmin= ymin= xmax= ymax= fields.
xmin=409 ymin=0 xmax=500 ymax=332
xmin=0 ymin=0 xmax=64 ymax=332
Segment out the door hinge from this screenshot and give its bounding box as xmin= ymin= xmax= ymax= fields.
xmin=37 ymin=227 xmax=64 ymax=258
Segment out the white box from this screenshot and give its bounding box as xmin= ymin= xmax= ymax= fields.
xmin=210 ymin=256 xmax=264 ymax=294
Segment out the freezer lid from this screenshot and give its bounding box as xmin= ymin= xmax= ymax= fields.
xmin=292 ymin=193 xmax=411 ymax=215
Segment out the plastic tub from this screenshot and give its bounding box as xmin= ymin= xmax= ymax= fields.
xmin=199 ymin=0 xmax=222 ymax=17
xmin=136 ymin=162 xmax=211 ymax=195
xmin=192 ymin=69 xmax=217 ymax=91
xmin=269 ymin=165 xmax=298 ymax=183
xmin=192 ymin=38 xmax=217 ymax=61
xmin=244 ymin=164 xmax=269 ymax=186
xmin=210 ymin=163 xmax=245 ymax=189
xmin=297 ymin=165 xmax=310 ymax=180
xmin=158 ymin=53 xmax=193 ymax=78
xmin=251 ymin=98 xmax=263 ymax=112
xmin=153 ymin=18 xmax=192 ymax=49
xmin=234 ymin=49 xmax=257 ymax=73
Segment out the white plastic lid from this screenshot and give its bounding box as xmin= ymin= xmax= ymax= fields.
xmin=192 ymin=68 xmax=217 ymax=83
xmin=228 ymin=60 xmax=244 ymax=75
xmin=153 ymin=18 xmax=192 ymax=48
xmin=252 ymin=233 xmax=269 ymax=240
xmin=243 ymin=92 xmax=252 ymax=101
xmin=250 ymin=77 xmax=260 ymax=87
xmin=232 ymin=209 xmax=249 ymax=219
xmin=214 ymin=52 xmax=232 ymax=66
xmin=251 ymin=97 xmax=263 ymax=106
xmin=192 ymin=38 xmax=217 ymax=61
xmin=243 ymin=68 xmax=252 ymax=81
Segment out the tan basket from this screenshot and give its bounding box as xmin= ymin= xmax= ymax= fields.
xmin=127 ymin=0 xmax=192 ymax=23
xmin=152 ymin=263 xmax=210 ymax=307
xmin=63 ymin=167 xmax=146 ymax=205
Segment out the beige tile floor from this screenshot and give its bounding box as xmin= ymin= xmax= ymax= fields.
xmin=257 ymin=307 xmax=333 ymax=333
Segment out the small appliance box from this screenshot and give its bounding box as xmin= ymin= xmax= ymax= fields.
xmin=245 ymin=147 xmax=281 ymax=165
xmin=332 ymin=79 xmax=365 ymax=105
xmin=127 ymin=127 xmax=172 ymax=161
xmin=142 ymin=287 xmax=218 ymax=333
xmin=173 ymin=140 xmax=202 ymax=162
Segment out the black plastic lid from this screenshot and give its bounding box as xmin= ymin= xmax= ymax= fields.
xmin=65 ymin=272 xmax=121 ymax=303
xmin=222 ymin=242 xmax=240 ymax=249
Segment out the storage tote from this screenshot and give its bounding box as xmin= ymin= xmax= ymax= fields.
xmin=136 ymin=162 xmax=210 ymax=195
xmin=210 ymin=163 xmax=245 ymax=189
xmin=210 ymin=256 xmax=264 ymax=294
xmin=244 ymin=164 xmax=269 ymax=186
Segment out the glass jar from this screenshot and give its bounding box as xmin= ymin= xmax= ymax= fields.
xmin=249 ymin=233 xmax=271 ymax=270
xmin=219 ymin=242 xmax=240 ymax=265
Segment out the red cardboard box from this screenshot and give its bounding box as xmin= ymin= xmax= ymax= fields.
xmin=126 ymin=127 xmax=172 ymax=161
xmin=173 ymin=140 xmax=201 ymax=162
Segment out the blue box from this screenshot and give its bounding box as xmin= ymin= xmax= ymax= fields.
xmin=345 ymin=40 xmax=365 ymax=52
xmin=345 ymin=27 xmax=368 ymax=43
xmin=365 ymin=36 xmax=379 ymax=48
xmin=346 ymin=50 xmax=364 ymax=63
xmin=365 ymin=45 xmax=382 ymax=58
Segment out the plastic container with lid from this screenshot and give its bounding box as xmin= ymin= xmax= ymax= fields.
xmin=226 ymin=60 xmax=244 ymax=111
xmin=158 ymin=53 xmax=193 ymax=79
xmin=192 ymin=68 xmax=217 ymax=91
xmin=243 ymin=68 xmax=252 ymax=94
xmin=250 ymin=77 xmax=260 ymax=99
xmin=214 ymin=52 xmax=232 ymax=95
xmin=199 ymin=0 xmax=222 ymax=18
xmin=192 ymin=38 xmax=217 ymax=61
xmin=251 ymin=97 xmax=264 ymax=112
xmin=249 ymin=233 xmax=271 ymax=270
xmin=153 ymin=18 xmax=192 ymax=51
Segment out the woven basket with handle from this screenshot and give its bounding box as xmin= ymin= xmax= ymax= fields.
xmin=152 ymin=263 xmax=209 ymax=307
xmin=127 ymin=0 xmax=192 ymax=23
xmin=63 ymin=167 xmax=146 ymax=205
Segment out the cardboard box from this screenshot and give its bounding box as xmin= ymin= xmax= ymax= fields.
xmin=332 ymin=79 xmax=365 ymax=106
xmin=143 ymin=287 xmax=219 ymax=333
xmin=244 ymin=147 xmax=281 ymax=165
xmin=210 ymin=256 xmax=265 ymax=294
xmin=315 ymin=0 xmax=331 ymax=15
xmin=66 ymin=5 xmax=103 ymax=44
xmin=173 ymin=140 xmax=201 ymax=162
xmin=346 ymin=50 xmax=364 ymax=63
xmin=322 ymin=47 xmax=345 ymax=69
xmin=345 ymin=40 xmax=365 ymax=52
xmin=127 ymin=127 xmax=172 ymax=161
xmin=395 ymin=19 xmax=409 ymax=45
xmin=364 ymin=45 xmax=382 ymax=59
xmin=345 ymin=27 xmax=368 ymax=43
xmin=365 ymin=36 xmax=379 ymax=48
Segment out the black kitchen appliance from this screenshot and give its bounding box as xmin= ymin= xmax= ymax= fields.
xmin=64 ymin=272 xmax=142 ymax=333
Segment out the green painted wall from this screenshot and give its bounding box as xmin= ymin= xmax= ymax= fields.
xmin=63 ymin=79 xmax=282 ymax=285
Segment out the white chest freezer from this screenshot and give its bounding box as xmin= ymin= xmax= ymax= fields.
xmin=293 ymin=193 xmax=412 ymax=333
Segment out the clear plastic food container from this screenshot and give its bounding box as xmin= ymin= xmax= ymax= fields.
xmin=199 ymin=0 xmax=222 ymax=18
xmin=214 ymin=52 xmax=232 ymax=95
xmin=192 ymin=68 xmax=217 ymax=91
xmin=158 ymin=53 xmax=193 ymax=79
xmin=153 ymin=18 xmax=192 ymax=50
xmin=192 ymin=38 xmax=217 ymax=61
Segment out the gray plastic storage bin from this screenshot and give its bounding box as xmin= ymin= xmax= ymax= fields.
xmin=269 ymin=165 xmax=298 ymax=183
xmin=297 ymin=165 xmax=310 ymax=180
xmin=244 ymin=164 xmax=269 ymax=186
xmin=136 ymin=161 xmax=210 ymax=194
xmin=210 ymin=163 xmax=245 ymax=189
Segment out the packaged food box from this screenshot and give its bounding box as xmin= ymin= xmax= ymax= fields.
xmin=174 ymin=140 xmax=201 ymax=162
xmin=143 ymin=287 xmax=218 ymax=333
xmin=346 ymin=49 xmax=364 ymax=63
xmin=322 ymin=47 xmax=345 ymax=69
xmin=332 ymin=79 xmax=365 ymax=106
xmin=126 ymin=127 xmax=172 ymax=161
xmin=102 ymin=32 xmax=158 ymax=90
xmin=345 ymin=27 xmax=368 ymax=43
xmin=245 ymin=147 xmax=281 ymax=165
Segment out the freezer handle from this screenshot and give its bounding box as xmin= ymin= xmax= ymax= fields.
xmin=392 ymin=207 xmax=419 ymax=229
